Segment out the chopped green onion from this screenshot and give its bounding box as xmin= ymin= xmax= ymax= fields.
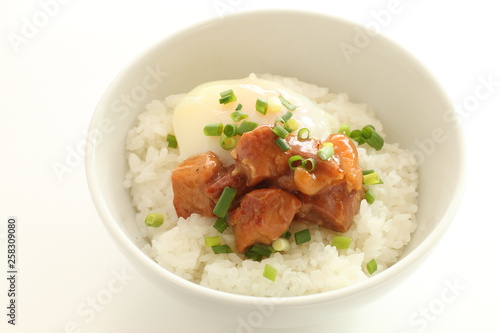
xmin=275 ymin=137 xmax=290 ymax=151
xmin=212 ymin=186 xmax=237 ymax=218
xmin=288 ymin=155 xmax=304 ymax=170
xmin=219 ymin=135 xmax=236 ymax=150
xmin=144 ymin=213 xmax=164 ymax=228
xmin=295 ymin=229 xmax=311 ymax=245
xmin=203 ymin=123 xmax=223 ymax=136
xmin=245 ymin=244 xmax=274 ymax=261
xmin=284 ymin=119 xmax=299 ymax=133
xmin=298 ymin=128 xmax=310 ymax=140
xmin=213 ymin=216 xmax=228 ymax=233
xmin=366 ymin=259 xmax=378 ymax=274
xmin=212 ymin=244 xmax=233 ymax=254
xmin=219 ymin=89 xmax=237 ymax=104
xmin=361 ymin=125 xmax=384 ymax=151
xmin=279 ymin=95 xmax=298 ymax=111
xmin=263 ymin=264 xmax=277 ymax=282
xmin=281 ymin=110 xmax=293 ymax=122
xmin=365 ymin=189 xmax=376 ymax=204
xmin=331 ymin=236 xmax=352 ymax=250
xmin=318 ymin=144 xmax=334 ymax=160
xmin=235 ymin=120 xmax=258 ymax=135
xmin=350 ymin=129 xmax=365 ymax=145
xmin=235 ymin=103 xmax=243 ymax=111
xmin=302 ymin=158 xmax=316 ymax=172
xmin=166 ymin=134 xmax=178 ymax=148
xmin=272 ymin=238 xmax=290 ymax=252
xmin=363 ymin=171 xmax=383 ymax=185
xmin=281 ymin=230 xmax=292 ymax=239
xmin=268 ymin=96 xmax=283 ymax=113
xmin=223 ymin=124 xmax=237 ymax=137
xmin=362 ymin=169 xmax=375 ymax=175
xmin=204 ymin=236 xmax=221 ymax=247
xmin=272 ymin=124 xmax=289 ymax=138
xmin=231 ymin=110 xmax=248 ymax=122
xmin=256 ymin=98 xmax=268 ymax=114
xmin=338 ymin=124 xmax=351 ymax=136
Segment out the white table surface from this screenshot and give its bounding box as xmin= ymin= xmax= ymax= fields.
xmin=1 ymin=1 xmax=498 ymax=332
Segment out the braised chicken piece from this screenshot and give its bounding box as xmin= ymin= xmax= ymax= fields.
xmin=229 ymin=188 xmax=302 ymax=253
xmin=231 ymin=125 xmax=291 ymax=186
xmin=325 ymin=133 xmax=363 ymax=192
xmin=297 ymin=184 xmax=364 ymax=232
xmin=205 ymin=165 xmax=249 ymax=209
xmin=171 ymin=152 xmax=224 ymax=218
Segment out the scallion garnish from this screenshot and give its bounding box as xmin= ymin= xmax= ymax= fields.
xmin=204 ymin=236 xmax=221 ymax=247
xmin=288 ymin=155 xmax=304 ymax=170
xmin=363 ymin=171 xmax=383 ymax=185
xmin=362 ymin=169 xmax=375 ymax=175
xmin=295 ymin=229 xmax=311 ymax=245
xmin=231 ymin=110 xmax=248 ymax=122
xmin=278 ymin=95 xmax=298 ymax=111
xmin=219 ymin=89 xmax=237 ymax=104
xmin=318 ymin=143 xmax=334 ymax=160
xmin=263 ymin=264 xmax=277 ymax=282
xmin=272 ymin=238 xmax=290 ymax=252
xmin=268 ymin=96 xmax=283 ymax=113
xmin=256 ymin=98 xmax=268 ymax=114
xmin=203 ymin=123 xmax=223 ymax=136
xmin=284 ymin=119 xmax=299 ymax=133
xmin=166 ymin=134 xmax=178 ymax=148
xmin=338 ymin=124 xmax=351 ymax=136
xmin=213 ymin=216 xmax=228 ymax=233
xmin=275 ymin=137 xmax=290 ymax=151
xmin=281 ymin=110 xmax=293 ymax=122
xmin=350 ymin=129 xmax=365 ymax=145
xmin=223 ymin=124 xmax=237 ymax=137
xmin=303 ymin=158 xmax=316 ymax=172
xmin=331 ymin=236 xmax=352 ymax=250
xmin=272 ymin=124 xmax=289 ymax=138
xmin=361 ymin=125 xmax=384 ymax=151
xmin=212 ymin=186 xmax=237 ymax=218
xmin=365 ymin=189 xmax=376 ymax=204
xmin=366 ymin=259 xmax=378 ymax=274
xmin=220 ymin=135 xmax=236 ymax=150
xmin=144 ymin=213 xmax=164 ymax=228
xmin=235 ymin=120 xmax=258 ymax=135
xmin=298 ymin=128 xmax=310 ymax=140
xmin=212 ymin=244 xmax=233 ymax=254
xmin=245 ymin=244 xmax=274 ymax=261
xmin=235 ymin=103 xmax=243 ymax=111
xmin=281 ymin=230 xmax=292 ymax=239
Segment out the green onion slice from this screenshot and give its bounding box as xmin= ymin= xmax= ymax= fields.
xmin=245 ymin=244 xmax=274 ymax=261
xmin=212 ymin=244 xmax=233 ymax=254
xmin=235 ymin=103 xmax=243 ymax=111
xmin=361 ymin=125 xmax=384 ymax=151
xmin=363 ymin=171 xmax=383 ymax=185
xmin=281 ymin=110 xmax=293 ymax=122
xmin=284 ymin=119 xmax=299 ymax=133
xmin=231 ymin=110 xmax=248 ymax=122
xmin=204 ymin=236 xmax=221 ymax=247
xmin=365 ymin=189 xmax=376 ymax=204
xmin=295 ymin=229 xmax=311 ymax=245
xmin=223 ymin=124 xmax=237 ymax=137
xmin=338 ymin=124 xmax=351 ymax=136
xmin=366 ymin=259 xmax=378 ymax=274
xmin=263 ymin=264 xmax=277 ymax=282
xmin=219 ymin=89 xmax=237 ymax=104
xmin=213 ymin=217 xmax=228 ymax=233
xmin=235 ymin=120 xmax=258 ymax=135
xmin=281 ymin=230 xmax=292 ymax=239
xmin=362 ymin=169 xmax=375 ymax=175
xmin=275 ymin=137 xmax=290 ymax=151
xmin=144 ymin=213 xmax=164 ymax=228
xmin=331 ymin=236 xmax=352 ymax=250
xmin=298 ymin=128 xmax=310 ymax=140
xmin=219 ymin=136 xmax=236 ymax=150
xmin=279 ymin=95 xmax=298 ymax=111
xmin=256 ymin=98 xmax=268 ymax=114
xmin=318 ymin=144 xmax=334 ymax=160
xmin=166 ymin=134 xmax=178 ymax=148
xmin=212 ymin=187 xmax=237 ymax=218
xmin=350 ymin=129 xmax=365 ymax=145
xmin=288 ymin=155 xmax=304 ymax=170
xmin=302 ymin=158 xmax=316 ymax=172
xmin=272 ymin=124 xmax=289 ymax=138
xmin=272 ymin=238 xmax=290 ymax=252
xmin=203 ymin=123 xmax=223 ymax=136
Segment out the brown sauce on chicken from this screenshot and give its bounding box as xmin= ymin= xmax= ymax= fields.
xmin=171 ymin=125 xmax=363 ymax=253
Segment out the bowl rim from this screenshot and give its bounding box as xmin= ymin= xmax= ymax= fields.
xmin=85 ymin=8 xmax=466 ymax=307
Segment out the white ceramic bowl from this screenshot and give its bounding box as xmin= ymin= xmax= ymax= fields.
xmin=86 ymin=10 xmax=465 ymax=328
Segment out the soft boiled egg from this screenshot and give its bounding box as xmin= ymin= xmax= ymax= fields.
xmin=173 ymin=74 xmax=333 ymax=165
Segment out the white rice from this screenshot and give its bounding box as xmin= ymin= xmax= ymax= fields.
xmin=124 ymin=74 xmax=418 ymax=297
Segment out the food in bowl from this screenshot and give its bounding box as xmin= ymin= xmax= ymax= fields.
xmin=124 ymin=73 xmax=418 ymax=297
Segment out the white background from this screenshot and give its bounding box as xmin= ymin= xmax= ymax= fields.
xmin=1 ymin=0 xmax=499 ymax=332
